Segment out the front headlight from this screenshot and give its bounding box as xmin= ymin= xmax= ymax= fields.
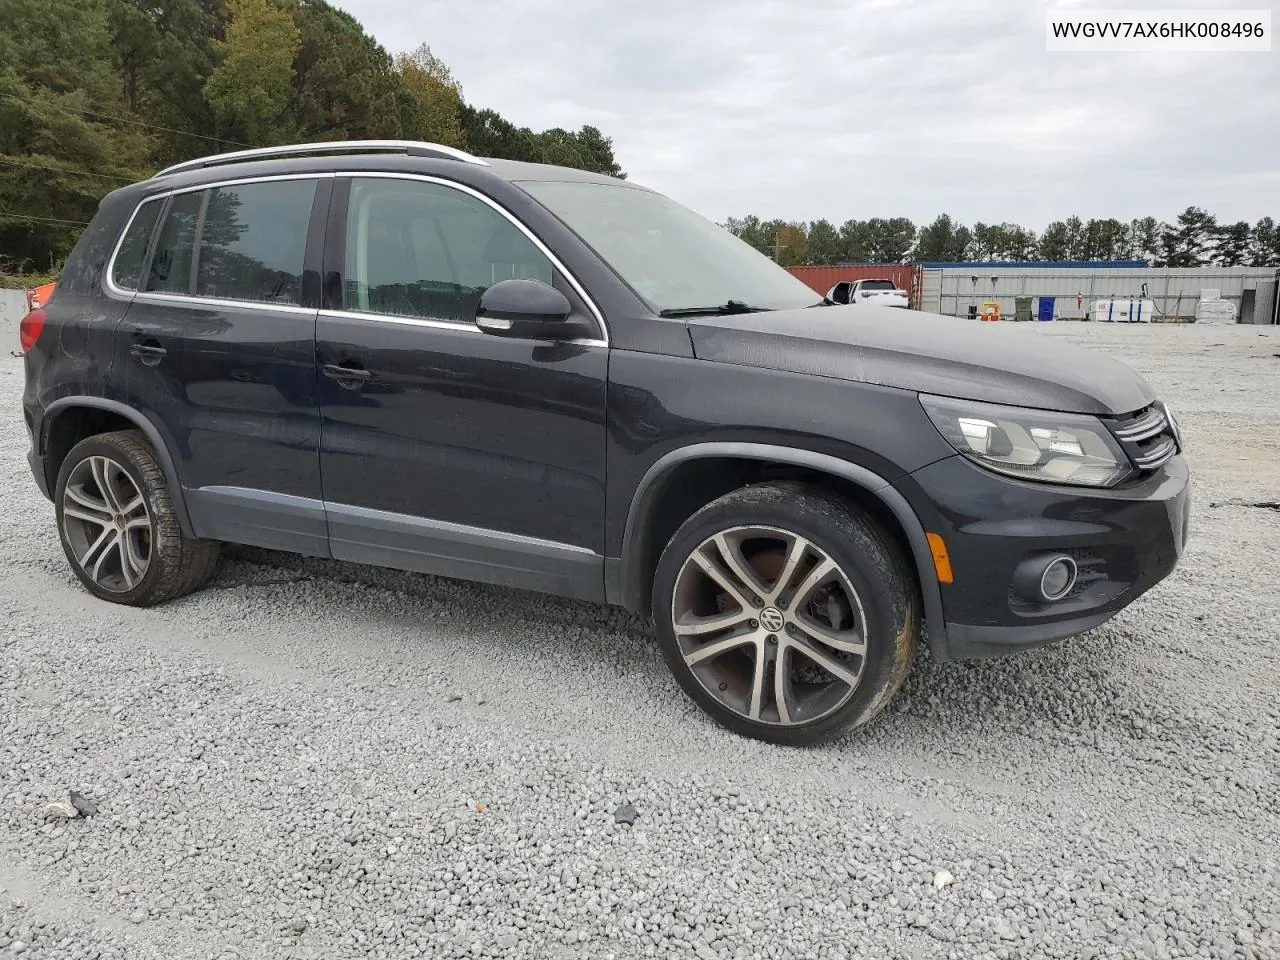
xmin=920 ymin=394 xmax=1135 ymax=487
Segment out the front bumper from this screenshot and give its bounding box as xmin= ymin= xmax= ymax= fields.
xmin=898 ymin=453 xmax=1190 ymax=660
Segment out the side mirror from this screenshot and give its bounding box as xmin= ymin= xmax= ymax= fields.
xmin=476 ymin=278 xmax=572 ymax=338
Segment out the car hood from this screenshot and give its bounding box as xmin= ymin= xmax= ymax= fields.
xmin=686 ymin=304 xmax=1156 ymax=415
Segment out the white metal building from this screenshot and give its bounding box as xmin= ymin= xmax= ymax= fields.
xmin=920 ymin=265 xmax=1280 ymax=324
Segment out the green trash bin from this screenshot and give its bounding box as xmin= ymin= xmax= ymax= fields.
xmin=1014 ymin=296 xmax=1033 ymax=322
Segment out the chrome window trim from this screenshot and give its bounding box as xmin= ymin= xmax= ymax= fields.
xmin=335 ymin=172 xmax=609 ymax=343
xmin=103 ymin=194 xmax=167 ymax=299
xmin=318 ymin=308 xmax=606 ymax=347
xmin=102 ymin=173 xmax=333 ymax=305
xmin=165 ymin=171 xmax=337 ymax=198
xmin=101 ymin=170 xmax=609 ymax=344
xmin=134 ymin=291 xmax=317 ymax=316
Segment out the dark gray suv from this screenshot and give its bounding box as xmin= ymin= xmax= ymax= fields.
xmin=20 ymin=140 xmax=1190 ymax=745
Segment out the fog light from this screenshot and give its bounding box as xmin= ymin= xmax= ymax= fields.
xmin=1013 ymin=554 xmax=1078 ymax=603
xmin=1039 ymin=557 xmax=1077 ymax=601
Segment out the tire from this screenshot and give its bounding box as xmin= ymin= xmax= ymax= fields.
xmin=652 ymin=481 xmax=919 ymax=746
xmin=54 ymin=430 xmax=220 ymax=606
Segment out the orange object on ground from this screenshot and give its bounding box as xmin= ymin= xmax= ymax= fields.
xmin=27 ymin=281 xmax=56 ymax=310
xmin=979 ymin=300 xmax=1001 ymax=321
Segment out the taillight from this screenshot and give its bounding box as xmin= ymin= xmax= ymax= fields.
xmin=19 ymin=308 xmax=46 ymax=352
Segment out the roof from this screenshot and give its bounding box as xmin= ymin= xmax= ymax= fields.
xmin=477 ymin=158 xmax=633 ymax=186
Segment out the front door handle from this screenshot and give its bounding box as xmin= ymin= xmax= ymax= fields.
xmin=322 ymin=362 xmax=372 ymax=389
xmin=129 ymin=341 xmax=167 ymax=366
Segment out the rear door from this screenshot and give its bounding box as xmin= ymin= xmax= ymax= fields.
xmin=111 ymin=174 xmax=331 ymax=555
xmin=315 ymin=174 xmax=609 ymax=600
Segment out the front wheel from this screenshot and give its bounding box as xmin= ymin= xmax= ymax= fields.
xmin=54 ymin=430 xmax=220 ymax=606
xmin=652 ymin=482 xmax=919 ymax=746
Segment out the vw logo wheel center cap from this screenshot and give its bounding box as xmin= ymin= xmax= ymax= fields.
xmin=759 ymin=606 xmax=786 ymax=633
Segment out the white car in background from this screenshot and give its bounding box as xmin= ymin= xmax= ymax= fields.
xmin=826 ymin=278 xmax=910 ymax=308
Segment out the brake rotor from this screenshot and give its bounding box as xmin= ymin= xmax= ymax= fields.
xmin=715 ymin=549 xmax=784 ymax=612
xmin=711 ymin=546 xmax=856 ymax=686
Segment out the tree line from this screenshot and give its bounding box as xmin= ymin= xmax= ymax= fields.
xmin=0 ymin=0 xmax=625 ymax=276
xmin=725 ymin=207 xmax=1280 ymax=268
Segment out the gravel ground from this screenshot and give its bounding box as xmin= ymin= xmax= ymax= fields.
xmin=2 ymin=322 xmax=1279 ymax=960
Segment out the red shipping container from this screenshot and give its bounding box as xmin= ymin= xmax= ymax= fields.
xmin=786 ymin=265 xmax=923 ymax=309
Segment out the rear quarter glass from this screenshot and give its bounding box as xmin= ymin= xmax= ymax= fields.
xmin=110 ymin=199 xmax=163 ymax=291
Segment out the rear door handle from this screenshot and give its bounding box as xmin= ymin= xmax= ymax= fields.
xmin=129 ymin=341 xmax=167 ymax=366
xmin=322 ymin=362 xmax=372 ymax=388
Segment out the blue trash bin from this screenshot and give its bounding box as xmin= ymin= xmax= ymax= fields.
xmin=1037 ymin=297 xmax=1055 ymax=322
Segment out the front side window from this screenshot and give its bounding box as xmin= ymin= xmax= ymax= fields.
xmin=144 ymin=192 xmax=202 ymax=294
xmin=344 ymin=177 xmax=553 ymax=323
xmin=197 ymin=179 xmax=315 ymax=305
xmin=112 ymin=199 xmax=162 ymax=291
xmin=518 ymin=179 xmax=821 ymax=314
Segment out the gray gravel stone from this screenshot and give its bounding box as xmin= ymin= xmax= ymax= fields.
xmin=0 ymin=326 xmax=1278 ymax=960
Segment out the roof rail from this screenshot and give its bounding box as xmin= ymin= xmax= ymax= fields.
xmin=152 ymin=140 xmax=489 ymax=178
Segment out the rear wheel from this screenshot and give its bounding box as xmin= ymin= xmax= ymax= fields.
xmin=653 ymin=482 xmax=919 ymax=746
xmin=55 ymin=430 xmax=219 ymax=606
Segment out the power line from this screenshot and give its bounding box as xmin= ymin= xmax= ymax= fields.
xmin=1 ymin=92 xmax=256 ymax=149
xmin=0 ymin=212 xmax=91 ymax=227
xmin=0 ymin=156 xmax=136 ymax=184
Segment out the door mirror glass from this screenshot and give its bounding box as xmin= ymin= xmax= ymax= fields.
xmin=476 ymin=278 xmax=572 ymax=337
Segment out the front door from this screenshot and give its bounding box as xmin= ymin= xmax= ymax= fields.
xmin=316 ymin=175 xmax=609 ymax=600
xmin=114 ymin=175 xmax=329 ymax=555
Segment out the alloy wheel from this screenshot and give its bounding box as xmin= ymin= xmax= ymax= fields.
xmin=671 ymin=525 xmax=869 ymax=727
xmin=61 ymin=456 xmax=153 ymax=593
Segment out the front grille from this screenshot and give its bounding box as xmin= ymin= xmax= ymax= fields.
xmin=1112 ymin=406 xmax=1167 ymax=443
xmin=1105 ymin=403 xmax=1180 ymax=474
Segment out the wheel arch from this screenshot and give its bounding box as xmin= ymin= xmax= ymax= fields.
xmin=42 ymin=397 xmax=194 ymax=538
xmin=609 ymin=442 xmax=948 ymax=656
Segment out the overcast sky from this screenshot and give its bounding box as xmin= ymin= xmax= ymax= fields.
xmin=341 ymin=0 xmax=1278 ymax=230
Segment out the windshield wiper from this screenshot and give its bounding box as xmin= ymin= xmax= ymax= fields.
xmin=659 ymin=300 xmax=769 ymax=318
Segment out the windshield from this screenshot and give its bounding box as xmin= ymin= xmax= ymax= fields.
xmin=860 ymin=280 xmax=896 ymax=291
xmin=518 ymin=180 xmax=821 ymax=313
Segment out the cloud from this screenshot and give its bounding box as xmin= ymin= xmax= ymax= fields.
xmin=341 ymin=0 xmax=1280 ymax=229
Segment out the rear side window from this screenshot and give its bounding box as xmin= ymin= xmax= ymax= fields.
xmin=111 ymin=200 xmax=162 ymax=291
xmin=343 ymin=177 xmax=553 ymax=323
xmin=196 ymin=180 xmax=315 ymax=305
xmin=145 ymin=192 xmax=203 ymax=294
